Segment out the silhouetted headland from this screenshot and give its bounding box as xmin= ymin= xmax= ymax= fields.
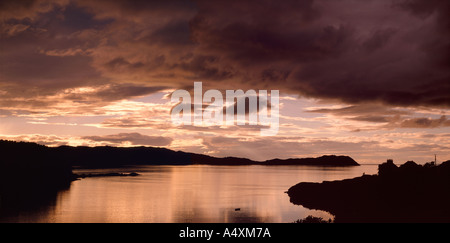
xmin=293 ymin=215 xmax=333 ymax=223
xmin=191 ymin=154 xmax=359 ymax=166
xmin=0 ymin=140 xmax=73 ymax=216
xmin=74 ymin=172 xmax=140 ymax=179
xmin=264 ymin=155 xmax=358 ymax=166
xmin=0 ymin=140 xmax=359 ymax=168
xmin=287 ymin=160 xmax=450 ymax=223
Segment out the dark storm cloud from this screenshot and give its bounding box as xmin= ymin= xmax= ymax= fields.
xmin=77 ymin=0 xmax=196 ymax=16
xmin=190 ymin=0 xmax=331 ymax=64
xmin=0 ymin=0 xmax=68 ymax=20
xmin=1 ymin=0 xmax=449 ymax=111
xmin=93 ymin=84 xmax=167 ymax=101
xmin=362 ymin=28 xmax=398 ymax=53
xmin=188 ymin=0 xmax=450 ymax=107
xmin=1 ymin=53 xmax=99 ymax=88
xmin=62 ymin=84 xmax=168 ymax=103
xmin=0 ymin=0 xmax=106 ymax=103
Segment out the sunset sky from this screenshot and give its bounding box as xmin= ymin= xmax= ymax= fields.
xmin=0 ymin=0 xmax=449 ymax=164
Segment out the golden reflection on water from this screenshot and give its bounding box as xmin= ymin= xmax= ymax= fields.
xmin=7 ymin=165 xmax=378 ymax=223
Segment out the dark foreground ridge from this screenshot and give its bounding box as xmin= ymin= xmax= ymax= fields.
xmin=0 ymin=141 xmax=73 ymax=217
xmin=287 ymin=160 xmax=450 ymax=223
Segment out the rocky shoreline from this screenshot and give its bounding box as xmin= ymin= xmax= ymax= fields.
xmin=74 ymin=172 xmax=140 ymax=179
xmin=287 ymin=160 xmax=450 ymax=223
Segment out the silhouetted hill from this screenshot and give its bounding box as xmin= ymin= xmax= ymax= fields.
xmin=0 ymin=140 xmax=73 ymax=182
xmin=192 ymin=154 xmax=359 ymax=166
xmin=190 ymin=153 xmax=257 ymax=165
xmin=264 ymin=155 xmax=359 ymax=166
xmin=56 ymin=145 xmax=192 ymax=168
xmin=287 ymin=160 xmax=450 ymax=223
xmin=0 ymin=140 xmax=360 ymax=168
xmin=0 ymin=140 xmax=73 ymax=215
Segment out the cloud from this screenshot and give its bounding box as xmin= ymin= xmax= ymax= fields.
xmin=308 ymin=104 xmax=412 ymax=117
xmin=398 ymin=115 xmax=450 ymax=128
xmin=0 ymin=0 xmax=69 ymax=20
xmin=1 ymin=0 xmax=449 ymax=111
xmin=0 ymin=84 xmax=168 ymax=118
xmin=82 ymin=133 xmax=173 ymax=147
xmin=362 ymin=28 xmax=398 ymax=53
xmin=0 ymin=132 xmax=173 ymax=147
xmin=187 ymin=0 xmax=450 ymax=107
xmin=307 ymin=103 xmax=450 ymax=130
xmin=0 ymin=0 xmax=449 ymax=164
xmin=307 ymin=104 xmax=411 ymax=124
xmin=0 ymin=134 xmax=72 ymax=146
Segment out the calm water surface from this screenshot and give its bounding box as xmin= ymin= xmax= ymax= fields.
xmin=1 ymin=165 xmax=378 ymax=223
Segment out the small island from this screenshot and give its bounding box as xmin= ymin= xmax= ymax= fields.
xmin=264 ymin=155 xmax=359 ymax=166
xmin=287 ymin=159 xmax=450 ymax=223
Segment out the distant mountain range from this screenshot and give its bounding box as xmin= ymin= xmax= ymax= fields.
xmin=0 ymin=140 xmax=359 ymax=168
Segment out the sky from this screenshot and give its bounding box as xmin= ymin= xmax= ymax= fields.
xmin=0 ymin=0 xmax=449 ymax=164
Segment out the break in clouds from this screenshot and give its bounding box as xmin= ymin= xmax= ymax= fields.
xmin=0 ymin=0 xmax=449 ymax=110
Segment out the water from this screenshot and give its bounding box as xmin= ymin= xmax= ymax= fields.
xmin=0 ymin=164 xmax=378 ymax=223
